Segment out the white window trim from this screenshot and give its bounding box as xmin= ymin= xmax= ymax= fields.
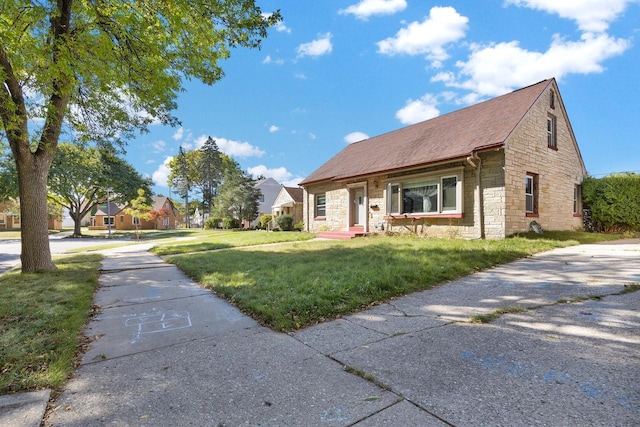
xmin=385 ymin=168 xmax=464 ymax=216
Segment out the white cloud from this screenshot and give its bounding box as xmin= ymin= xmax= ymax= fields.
xmin=377 ymin=7 xmax=469 ymax=67
xmin=443 ymin=32 xmax=630 ymax=98
xmin=263 ymin=55 xmax=285 ymax=65
xmin=152 ymin=140 xmax=167 ymax=152
xmin=505 ymin=0 xmax=636 ymax=33
xmin=172 ymin=127 xmax=184 ymax=140
xmin=294 ymin=73 xmax=308 ymax=79
xmin=269 ymin=125 xmax=280 ymax=133
xmin=395 ymin=94 xmax=440 ymax=125
xmin=297 ymin=33 xmax=333 ymax=58
xmin=344 ymin=131 xmax=370 ymax=144
xmin=194 ymin=134 xmax=265 ymax=158
xmin=152 ymin=156 xmax=173 ymax=188
xmin=339 ymin=0 xmax=407 ymax=20
xmin=247 ymin=165 xmax=303 ymax=186
xmin=262 ymin=12 xmax=291 ymax=34
xmin=276 ymin=22 xmax=291 ymax=33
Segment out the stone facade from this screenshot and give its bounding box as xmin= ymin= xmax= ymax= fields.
xmin=503 ymin=86 xmax=585 ymax=236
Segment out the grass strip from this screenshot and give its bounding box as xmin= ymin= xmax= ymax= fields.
xmin=167 ymin=235 xmax=580 ymax=331
xmin=0 ymin=253 xmax=102 ymax=394
xmin=151 ymin=230 xmax=316 ymax=255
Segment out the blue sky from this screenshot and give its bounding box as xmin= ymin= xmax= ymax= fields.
xmin=132 ymin=0 xmax=640 ymax=194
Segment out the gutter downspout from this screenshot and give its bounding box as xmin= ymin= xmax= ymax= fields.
xmin=466 ymin=152 xmax=484 ymax=239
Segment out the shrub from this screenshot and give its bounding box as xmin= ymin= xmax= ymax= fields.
xmin=257 ymin=214 xmax=273 ymax=230
xmin=275 ymin=214 xmax=294 ymax=231
xmin=294 ymin=221 xmax=304 ymax=231
xmin=583 ymin=173 xmax=640 ymax=232
xmin=204 ymin=217 xmax=222 ymax=229
xmin=222 ymin=217 xmax=240 ymax=229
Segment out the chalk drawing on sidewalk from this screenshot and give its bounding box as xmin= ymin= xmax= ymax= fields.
xmin=125 ymin=308 xmax=192 ymax=343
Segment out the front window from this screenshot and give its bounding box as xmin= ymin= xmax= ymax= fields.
xmin=526 ymin=174 xmax=539 ymax=214
xmin=104 ymin=216 xmax=114 ymax=226
xmin=387 ymin=172 xmax=462 ymax=215
xmin=315 ymin=194 xmax=326 ymax=217
xmin=574 ymin=184 xmax=582 ymax=214
xmin=133 ymin=217 xmax=140 ymax=225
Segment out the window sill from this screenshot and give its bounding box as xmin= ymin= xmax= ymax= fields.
xmin=573 ymin=213 xmax=582 ymax=218
xmin=384 ymin=213 xmax=464 ymax=220
xmin=314 ymin=216 xmax=326 ymax=221
xmin=525 ymin=213 xmax=539 ymax=218
xmin=547 ymin=145 xmax=558 ymax=151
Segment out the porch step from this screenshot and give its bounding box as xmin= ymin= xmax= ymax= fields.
xmin=316 ymin=228 xmax=368 ymax=240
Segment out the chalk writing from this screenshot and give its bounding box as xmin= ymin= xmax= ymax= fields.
xmin=125 ymin=308 xmax=192 ymax=343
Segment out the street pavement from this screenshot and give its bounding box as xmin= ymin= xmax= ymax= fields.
xmin=1 ymin=239 xmax=639 ymax=426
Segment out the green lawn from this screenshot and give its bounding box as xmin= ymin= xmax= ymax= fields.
xmin=165 ymin=233 xmax=618 ymax=331
xmin=150 ymin=230 xmax=316 ymax=255
xmin=0 ymin=254 xmax=102 ymax=394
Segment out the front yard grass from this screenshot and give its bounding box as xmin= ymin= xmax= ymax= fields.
xmin=0 ymin=254 xmax=102 ymax=394
xmin=150 ymin=230 xmax=316 ymax=255
xmin=166 ymin=234 xmax=592 ymax=331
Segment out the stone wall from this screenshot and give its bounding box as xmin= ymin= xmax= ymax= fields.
xmin=504 ymin=84 xmax=585 ymax=235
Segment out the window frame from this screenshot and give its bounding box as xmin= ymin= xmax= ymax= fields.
xmin=385 ymin=170 xmax=463 ymax=217
xmin=315 ymin=193 xmax=326 ymax=218
xmin=133 ymin=216 xmax=140 ymax=225
xmin=573 ymin=184 xmax=582 ymax=216
xmin=103 ymin=216 xmax=115 ymax=226
xmin=547 ymin=114 xmax=557 ymax=149
xmin=525 ymin=173 xmax=539 ymax=216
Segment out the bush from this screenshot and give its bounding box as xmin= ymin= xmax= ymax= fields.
xmin=204 ymin=217 xmax=222 ymax=229
xmin=222 ymin=217 xmax=240 ymax=229
xmin=583 ymin=173 xmax=640 ymax=232
xmin=275 ymin=214 xmax=294 ymax=231
xmin=257 ymin=214 xmax=273 ymax=230
xmin=294 ymin=221 xmax=304 ymax=231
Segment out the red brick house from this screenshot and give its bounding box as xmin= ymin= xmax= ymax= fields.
xmin=300 ymin=78 xmax=587 ymax=239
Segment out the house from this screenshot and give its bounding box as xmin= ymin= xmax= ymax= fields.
xmin=89 ymin=201 xmax=122 ymax=230
xmin=0 ymin=202 xmax=20 ymax=230
xmin=249 ymin=177 xmax=282 ymax=228
xmin=299 ymin=78 xmax=587 ymax=239
xmin=116 ymin=196 xmax=183 ymax=230
xmin=271 ymin=186 xmax=304 ymax=228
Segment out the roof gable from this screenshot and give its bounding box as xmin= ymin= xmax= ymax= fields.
xmin=300 ymin=79 xmax=553 ymax=185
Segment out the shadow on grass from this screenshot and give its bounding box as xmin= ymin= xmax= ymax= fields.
xmin=167 ymin=238 xmax=560 ymax=331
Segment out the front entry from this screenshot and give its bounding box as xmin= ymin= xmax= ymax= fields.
xmin=352 ymin=188 xmax=366 ymax=226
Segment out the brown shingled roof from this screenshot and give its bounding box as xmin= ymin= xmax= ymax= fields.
xmin=300 ymin=79 xmax=552 ymax=185
xmin=284 ymin=187 xmax=304 ymax=203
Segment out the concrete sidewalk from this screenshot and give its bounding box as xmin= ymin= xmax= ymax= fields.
xmin=4 ymin=239 xmax=639 ymax=426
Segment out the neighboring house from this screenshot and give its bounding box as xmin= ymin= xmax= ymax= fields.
xmin=250 ymin=177 xmax=282 ymax=228
xmin=299 ymin=78 xmax=587 ymax=239
xmin=0 ymin=202 xmax=20 ymax=230
xmin=117 ymin=196 xmax=183 ymax=230
xmin=271 ymin=186 xmax=304 ymax=228
xmin=89 ymin=202 xmax=122 ymax=230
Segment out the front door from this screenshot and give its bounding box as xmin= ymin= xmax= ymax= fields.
xmin=353 ymin=189 xmax=366 ymax=226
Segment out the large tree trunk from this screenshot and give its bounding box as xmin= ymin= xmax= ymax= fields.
xmin=17 ymin=153 xmax=56 ymax=272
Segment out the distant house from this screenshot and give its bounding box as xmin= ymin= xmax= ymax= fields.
xmin=299 ymin=78 xmax=586 ymax=239
xmin=250 ymin=177 xmax=282 ymax=228
xmin=0 ymin=202 xmax=20 ymax=230
xmin=117 ymin=196 xmax=183 ymax=230
xmin=89 ymin=202 xmax=122 ymax=230
xmin=272 ymin=186 xmax=304 ymax=228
